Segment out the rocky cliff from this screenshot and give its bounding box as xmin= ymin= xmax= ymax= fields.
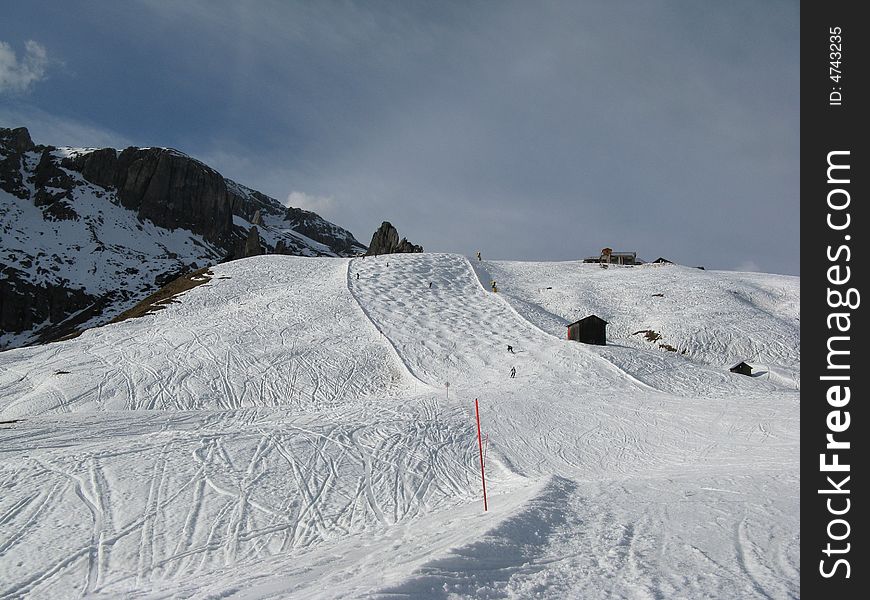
xmin=364 ymin=221 xmax=423 ymax=256
xmin=0 ymin=126 xmax=367 ymax=350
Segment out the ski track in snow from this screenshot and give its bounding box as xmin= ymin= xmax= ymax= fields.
xmin=0 ymin=253 xmax=799 ymax=598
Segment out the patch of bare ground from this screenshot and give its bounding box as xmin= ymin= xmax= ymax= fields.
xmin=109 ymin=267 xmax=215 ymax=324
xmin=632 ymin=330 xmax=686 ymax=354
xmin=632 ymin=329 xmax=662 ymax=343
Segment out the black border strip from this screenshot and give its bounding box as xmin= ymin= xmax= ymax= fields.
xmin=802 ymin=1 xmax=867 ymax=595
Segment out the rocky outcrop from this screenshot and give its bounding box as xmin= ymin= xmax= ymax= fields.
xmin=364 ymin=221 xmax=423 ymax=256
xmin=242 ymin=226 xmax=263 ymax=258
xmin=34 ymin=149 xmax=78 ymax=219
xmin=0 ymin=127 xmax=36 ymax=199
xmin=58 ymin=144 xmax=369 ymax=256
xmin=0 ymin=266 xmax=89 ymax=337
xmin=62 ymin=147 xmax=234 ymax=245
xmin=0 ymin=126 xmax=35 ymax=153
xmin=0 ymin=126 xmax=368 ymax=260
xmin=0 ymin=265 xmax=126 ymax=346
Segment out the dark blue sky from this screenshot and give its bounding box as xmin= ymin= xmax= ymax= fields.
xmin=2 ymin=1 xmax=799 ymax=274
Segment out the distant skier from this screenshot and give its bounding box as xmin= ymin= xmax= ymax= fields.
xmin=491 ymin=280 xmax=497 ymax=293
xmin=356 ymin=273 xmax=359 ymax=280
xmin=476 ymin=251 xmax=482 ymax=261
xmin=507 ymin=345 xmax=514 ymax=353
xmin=510 ymin=366 xmax=516 ymax=378
xmin=428 ymin=281 xmax=432 ymax=288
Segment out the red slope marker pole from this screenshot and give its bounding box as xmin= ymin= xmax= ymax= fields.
xmin=475 ymin=398 xmax=488 ymax=511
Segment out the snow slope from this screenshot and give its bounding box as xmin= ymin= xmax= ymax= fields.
xmin=480 ymin=259 xmax=800 ymax=388
xmin=0 ymin=257 xmax=413 ymax=415
xmin=0 ymin=253 xmax=799 ymax=598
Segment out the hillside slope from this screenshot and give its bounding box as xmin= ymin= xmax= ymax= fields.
xmin=481 ymin=259 xmax=800 ymax=389
xmin=0 ymin=254 xmax=800 ymax=598
xmin=0 ymin=126 xmax=366 ymax=350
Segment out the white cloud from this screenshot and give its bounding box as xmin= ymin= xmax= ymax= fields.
xmin=0 ymin=40 xmax=49 ymax=94
xmin=285 ymin=191 xmax=337 ymax=217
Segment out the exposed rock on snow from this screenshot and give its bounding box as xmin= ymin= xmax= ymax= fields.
xmin=242 ymin=225 xmax=263 ymax=258
xmin=364 ymin=220 xmax=423 ymax=256
xmin=61 ymin=144 xmax=235 ymax=243
xmin=0 ymin=127 xmax=36 ymax=198
xmin=283 ymin=206 xmax=366 ymax=257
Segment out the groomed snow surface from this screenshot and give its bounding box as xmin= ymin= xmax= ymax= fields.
xmin=0 ymin=254 xmax=799 ymax=598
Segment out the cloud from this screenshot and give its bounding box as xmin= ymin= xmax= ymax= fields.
xmin=733 ymin=260 xmax=761 ymax=273
xmin=285 ymin=191 xmax=337 ymax=217
xmin=1 ymin=2 xmax=799 ymax=274
xmin=0 ymin=40 xmax=49 ymax=94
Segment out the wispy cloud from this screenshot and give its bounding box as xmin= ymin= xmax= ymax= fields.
xmin=285 ymin=191 xmax=337 ymax=217
xmin=0 ymin=40 xmax=49 ymax=94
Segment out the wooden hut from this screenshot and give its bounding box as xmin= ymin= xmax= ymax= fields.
xmin=582 ymin=251 xmax=639 ymax=265
xmin=567 ymin=315 xmax=608 ymax=345
xmin=730 ymin=361 xmax=753 ymax=376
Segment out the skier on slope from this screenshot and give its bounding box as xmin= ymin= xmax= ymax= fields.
xmin=510 ymin=366 xmax=516 ymax=378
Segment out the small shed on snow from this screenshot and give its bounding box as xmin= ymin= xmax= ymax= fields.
xmin=730 ymin=361 xmax=753 ymax=376
xmin=582 ymin=251 xmax=639 ymax=265
xmin=567 ymin=315 xmax=608 ymax=345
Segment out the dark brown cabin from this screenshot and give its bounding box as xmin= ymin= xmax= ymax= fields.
xmin=730 ymin=361 xmax=753 ymax=376
xmin=567 ymin=315 xmax=608 ymax=345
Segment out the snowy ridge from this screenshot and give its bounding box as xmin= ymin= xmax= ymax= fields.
xmin=0 ymin=253 xmax=799 ymax=598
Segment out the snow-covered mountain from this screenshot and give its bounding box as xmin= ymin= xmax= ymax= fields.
xmin=0 ymin=126 xmax=366 ymax=350
xmin=0 ymin=253 xmax=799 ymax=598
